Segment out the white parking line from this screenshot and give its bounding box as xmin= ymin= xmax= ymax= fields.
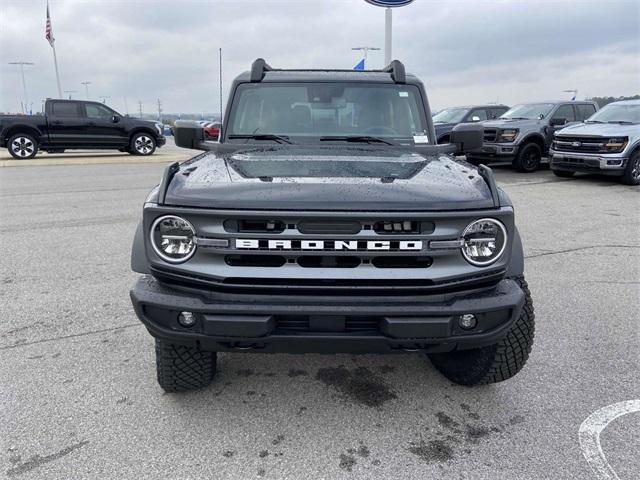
xmin=579 ymin=399 xmax=640 ymax=480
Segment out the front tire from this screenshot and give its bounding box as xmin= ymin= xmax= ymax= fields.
xmin=428 ymin=276 xmax=535 ymax=386
xmin=8 ymin=133 xmax=39 ymax=159
xmin=155 ymin=339 xmax=217 ymax=392
xmin=621 ymin=151 xmax=640 ymax=186
xmin=130 ymin=133 xmax=156 ymax=156
xmin=512 ymin=143 xmax=542 ymax=173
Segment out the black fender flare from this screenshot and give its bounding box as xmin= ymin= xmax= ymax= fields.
xmin=506 ymin=226 xmax=525 ymax=277
xmin=131 ymin=221 xmax=150 ymax=274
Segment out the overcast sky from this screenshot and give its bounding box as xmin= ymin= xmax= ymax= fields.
xmin=0 ymin=0 xmax=638 ymax=115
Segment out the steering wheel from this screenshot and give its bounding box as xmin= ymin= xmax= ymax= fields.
xmin=362 ymin=126 xmax=398 ymax=135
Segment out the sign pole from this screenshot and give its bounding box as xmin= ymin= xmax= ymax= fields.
xmin=384 ymin=7 xmax=392 ymax=65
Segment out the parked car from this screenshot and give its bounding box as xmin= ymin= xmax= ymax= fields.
xmin=433 ymin=105 xmax=509 ymax=144
xmin=467 ymin=101 xmax=598 ymax=172
xmin=202 ymin=122 xmax=222 ymax=141
xmin=130 ymin=58 xmax=535 ymax=392
xmin=550 ymin=100 xmax=640 ymax=185
xmin=0 ymin=99 xmax=166 ymax=159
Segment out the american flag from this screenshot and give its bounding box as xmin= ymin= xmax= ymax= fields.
xmin=45 ymin=2 xmax=54 ymax=47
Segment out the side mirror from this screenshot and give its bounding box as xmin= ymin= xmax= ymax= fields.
xmin=174 ymin=120 xmax=206 ymax=149
xmin=471 ymin=115 xmax=481 ymax=122
xmin=450 ymin=122 xmax=483 ymax=153
xmin=550 ymin=118 xmax=567 ymax=126
xmin=112 ymin=115 xmax=120 ymax=123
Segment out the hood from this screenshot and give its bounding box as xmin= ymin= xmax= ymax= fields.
xmin=481 ymin=118 xmax=543 ymax=129
xmin=556 ymin=122 xmax=639 ymax=137
xmin=162 ymin=146 xmax=496 ymax=211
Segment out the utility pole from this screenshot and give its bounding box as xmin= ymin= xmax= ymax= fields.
xmin=64 ymin=89 xmax=77 ymax=99
xmin=81 ymin=81 xmax=91 ymax=99
xmin=8 ymin=61 xmax=34 ymax=114
xmin=138 ymin=100 xmax=143 ymax=118
xmin=351 ymin=46 xmax=380 ymax=68
xmin=99 ymin=95 xmax=110 ymax=104
xmin=157 ymin=98 xmax=163 ymax=123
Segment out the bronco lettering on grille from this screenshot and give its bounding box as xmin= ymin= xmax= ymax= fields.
xmin=235 ymin=239 xmax=423 ymax=251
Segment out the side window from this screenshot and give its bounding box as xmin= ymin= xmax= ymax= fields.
xmin=576 ymin=104 xmax=596 ymax=121
xmin=468 ymin=109 xmax=487 ymax=121
xmin=51 ymin=102 xmax=81 ymax=117
xmin=552 ymin=104 xmax=575 ymax=122
xmin=85 ymin=104 xmax=114 ymax=120
xmin=490 ymin=108 xmax=508 ymax=119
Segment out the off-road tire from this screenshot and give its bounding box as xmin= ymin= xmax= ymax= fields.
xmin=129 ymin=133 xmax=156 ymax=156
xmin=553 ymin=169 xmax=574 ymax=178
xmin=8 ymin=133 xmax=39 ymax=159
xmin=512 ymin=143 xmax=542 ymax=173
xmin=621 ymin=151 xmax=640 ymax=186
xmin=155 ymin=339 xmax=217 ymax=392
xmin=428 ymin=275 xmax=535 ymax=386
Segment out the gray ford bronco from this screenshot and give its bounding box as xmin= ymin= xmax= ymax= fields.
xmin=467 ymin=100 xmax=598 ymax=172
xmin=130 ymin=59 xmax=535 ymax=392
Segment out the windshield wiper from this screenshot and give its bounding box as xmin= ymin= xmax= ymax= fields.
xmin=228 ymin=134 xmax=294 ymax=144
xmin=585 ymin=120 xmax=604 ymax=124
xmin=502 ymin=117 xmax=529 ymax=120
xmin=606 ymin=120 xmax=634 ymax=124
xmin=319 ymin=135 xmax=396 ymax=146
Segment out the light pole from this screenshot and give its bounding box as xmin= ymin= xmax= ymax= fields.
xmin=8 ymin=61 xmax=34 ymax=114
xmin=563 ymin=89 xmax=578 ymax=101
xmin=64 ymin=90 xmax=77 ymax=99
xmin=81 ymin=81 xmax=91 ymax=99
xmin=351 ymin=46 xmax=381 ymax=69
xmin=99 ymin=95 xmax=110 ymax=104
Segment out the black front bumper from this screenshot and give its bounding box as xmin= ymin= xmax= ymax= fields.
xmin=130 ymin=276 xmax=525 ymax=354
xmin=466 ymin=144 xmax=519 ymax=162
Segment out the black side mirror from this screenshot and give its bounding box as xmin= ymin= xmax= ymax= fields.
xmin=450 ymin=123 xmax=483 ymax=153
xmin=550 ymin=118 xmax=566 ymax=126
xmin=174 ymin=120 xmax=206 ymax=149
xmin=112 ymin=115 xmax=120 ymax=123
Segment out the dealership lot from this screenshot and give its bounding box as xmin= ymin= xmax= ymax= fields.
xmin=1 ymin=152 xmax=638 ymax=479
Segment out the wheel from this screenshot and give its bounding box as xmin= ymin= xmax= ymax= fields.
xmin=621 ymin=151 xmax=640 ymax=186
xmin=553 ymin=169 xmax=574 ymax=178
xmin=428 ymin=275 xmax=535 ymax=386
xmin=8 ymin=133 xmax=39 ymax=159
xmin=155 ymin=339 xmax=217 ymax=392
xmin=130 ymin=133 xmax=156 ymax=156
xmin=512 ymin=143 xmax=542 ymax=173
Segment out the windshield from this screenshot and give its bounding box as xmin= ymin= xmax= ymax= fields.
xmin=587 ymin=103 xmax=640 ymax=124
xmin=432 ymin=108 xmax=468 ymax=124
xmin=227 ymin=83 xmax=427 ymax=142
xmin=500 ymin=103 xmax=555 ymax=120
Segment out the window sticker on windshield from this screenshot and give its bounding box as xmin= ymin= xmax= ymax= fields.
xmin=399 ymin=91 xmax=409 ymax=97
xmin=413 ymin=135 xmax=429 ymax=143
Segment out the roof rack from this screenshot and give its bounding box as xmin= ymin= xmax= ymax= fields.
xmin=249 ymin=58 xmax=407 ymax=84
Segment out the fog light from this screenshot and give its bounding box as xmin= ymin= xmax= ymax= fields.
xmin=178 ymin=311 xmax=197 ymax=327
xmin=458 ymin=314 xmax=477 ymax=330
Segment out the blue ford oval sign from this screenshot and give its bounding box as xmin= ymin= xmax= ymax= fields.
xmin=365 ymin=0 xmax=414 ymax=6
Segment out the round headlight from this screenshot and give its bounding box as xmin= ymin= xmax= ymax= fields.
xmin=460 ymin=218 xmax=507 ymax=266
xmin=150 ymin=215 xmax=196 ymax=263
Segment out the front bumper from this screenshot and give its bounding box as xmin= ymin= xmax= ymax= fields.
xmin=466 ymin=143 xmax=519 ymax=161
xmin=550 ymin=150 xmax=627 ymax=175
xmin=156 ymin=136 xmax=167 ymax=148
xmin=130 ymin=276 xmax=525 ymax=354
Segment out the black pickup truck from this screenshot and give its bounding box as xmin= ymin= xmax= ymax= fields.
xmin=0 ymin=99 xmax=166 ymax=159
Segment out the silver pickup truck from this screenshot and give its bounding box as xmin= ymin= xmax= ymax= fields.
xmin=550 ymin=100 xmax=640 ymax=185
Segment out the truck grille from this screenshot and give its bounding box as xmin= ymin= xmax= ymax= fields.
xmin=553 ymin=136 xmax=608 ymax=153
xmin=483 ymin=128 xmax=498 ymax=143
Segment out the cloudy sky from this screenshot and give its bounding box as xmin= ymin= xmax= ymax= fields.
xmin=0 ymin=0 xmax=638 ymax=115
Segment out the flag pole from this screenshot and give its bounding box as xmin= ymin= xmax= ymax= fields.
xmin=47 ymin=1 xmax=63 ymax=97
xmin=52 ymin=43 xmax=62 ymax=97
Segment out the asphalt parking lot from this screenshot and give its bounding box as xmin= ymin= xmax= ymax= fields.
xmin=1 ymin=148 xmax=638 ymax=479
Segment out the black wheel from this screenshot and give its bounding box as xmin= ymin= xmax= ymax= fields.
xmin=553 ymin=169 xmax=574 ymax=178
xmin=621 ymin=151 xmax=640 ymax=186
xmin=8 ymin=133 xmax=39 ymax=159
xmin=512 ymin=143 xmax=542 ymax=173
xmin=155 ymin=339 xmax=217 ymax=392
xmin=130 ymin=133 xmax=156 ymax=156
xmin=428 ymin=275 xmax=535 ymax=386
